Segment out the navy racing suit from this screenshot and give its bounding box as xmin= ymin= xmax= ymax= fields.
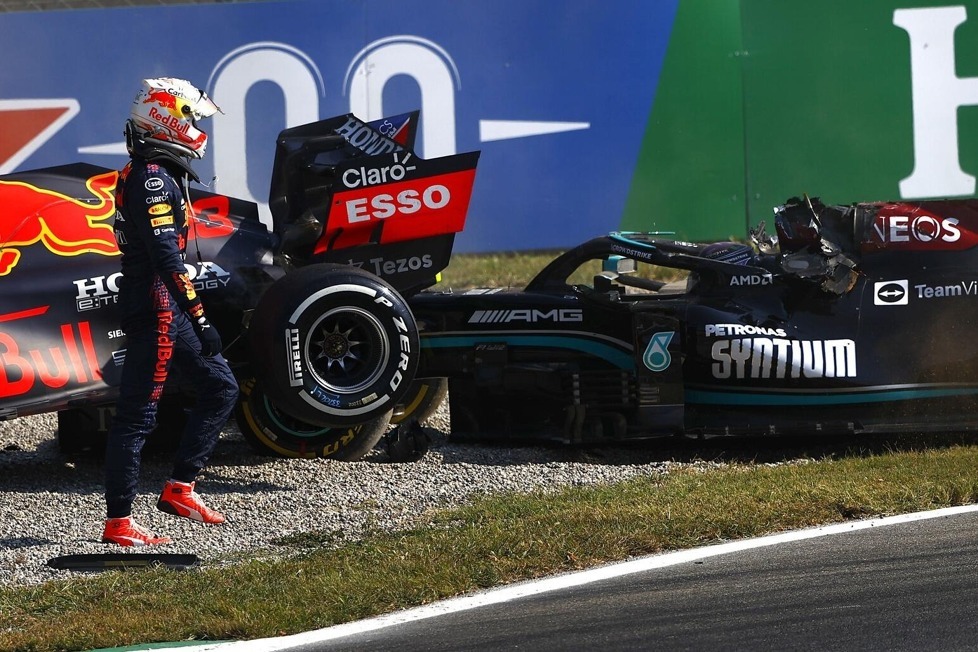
xmin=104 ymin=155 xmax=238 ymax=519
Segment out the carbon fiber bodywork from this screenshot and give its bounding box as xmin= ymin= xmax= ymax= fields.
xmin=411 ymin=197 xmax=978 ymax=443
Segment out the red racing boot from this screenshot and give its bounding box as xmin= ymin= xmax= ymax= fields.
xmin=157 ymin=480 xmax=226 ymax=524
xmin=102 ymin=517 xmax=171 ymax=546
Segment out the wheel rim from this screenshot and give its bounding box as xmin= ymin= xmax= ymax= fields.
xmin=305 ymin=306 xmax=390 ymax=395
xmin=261 ymin=394 xmax=337 ymax=438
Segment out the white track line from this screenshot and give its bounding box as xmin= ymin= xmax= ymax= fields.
xmin=145 ymin=504 xmax=978 ymax=651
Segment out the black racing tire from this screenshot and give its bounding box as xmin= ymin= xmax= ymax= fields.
xmin=248 ymin=263 xmax=420 ymax=427
xmin=57 ymin=408 xmax=107 ymax=455
xmin=56 ymin=400 xmax=188 ymax=455
xmin=391 ymin=378 xmax=448 ymax=425
xmin=234 ymin=379 xmax=391 ymax=460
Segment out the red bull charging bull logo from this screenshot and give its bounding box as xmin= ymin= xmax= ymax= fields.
xmin=0 ymin=170 xmax=120 ymax=275
xmin=144 ymin=89 xmax=179 ymax=113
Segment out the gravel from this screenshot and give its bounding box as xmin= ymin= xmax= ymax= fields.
xmin=0 ymin=402 xmax=713 ymax=588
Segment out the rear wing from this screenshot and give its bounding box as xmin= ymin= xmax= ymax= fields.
xmin=268 ymin=112 xmax=480 ymax=295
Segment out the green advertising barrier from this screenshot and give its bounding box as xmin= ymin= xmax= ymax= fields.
xmin=623 ymin=0 xmax=746 ymax=241
xmin=623 ymin=0 xmax=978 ymax=241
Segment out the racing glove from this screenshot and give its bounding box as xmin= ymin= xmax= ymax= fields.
xmin=192 ymin=315 xmax=224 ymax=357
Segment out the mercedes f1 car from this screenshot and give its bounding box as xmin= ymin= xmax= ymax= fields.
xmin=0 ymin=111 xmax=479 ymax=459
xmin=412 ymin=195 xmax=978 ymax=444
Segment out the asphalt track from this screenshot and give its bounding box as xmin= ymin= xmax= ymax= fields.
xmin=125 ymin=504 xmax=978 ymax=652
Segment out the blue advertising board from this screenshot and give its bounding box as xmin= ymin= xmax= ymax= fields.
xmin=0 ymin=0 xmax=677 ymax=252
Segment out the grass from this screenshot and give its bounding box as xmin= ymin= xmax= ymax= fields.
xmin=438 ymin=249 xmax=686 ymax=290
xmin=438 ymin=251 xmax=557 ymax=289
xmin=3 ymin=433 xmax=978 ymax=651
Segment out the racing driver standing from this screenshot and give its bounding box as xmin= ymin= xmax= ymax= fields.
xmin=101 ymin=78 xmax=238 ymax=546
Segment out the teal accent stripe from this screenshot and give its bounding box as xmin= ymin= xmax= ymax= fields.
xmin=422 ymin=335 xmax=634 ymax=370
xmin=687 ymin=387 xmax=978 ymax=406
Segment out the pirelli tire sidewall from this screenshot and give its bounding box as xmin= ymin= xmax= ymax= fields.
xmin=235 ymin=379 xmax=392 ymax=460
xmin=391 ymin=377 xmax=449 ymax=426
xmin=249 ymin=263 xmax=420 ymax=428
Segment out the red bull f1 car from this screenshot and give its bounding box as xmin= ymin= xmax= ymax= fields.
xmin=0 ymin=111 xmax=478 ymax=459
xmin=4 ymin=110 xmax=978 ymax=459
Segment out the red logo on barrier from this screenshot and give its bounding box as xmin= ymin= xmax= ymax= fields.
xmin=0 ymin=100 xmax=79 ymax=174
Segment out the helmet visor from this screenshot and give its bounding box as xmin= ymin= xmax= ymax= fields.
xmin=185 ymin=88 xmax=220 ymax=121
